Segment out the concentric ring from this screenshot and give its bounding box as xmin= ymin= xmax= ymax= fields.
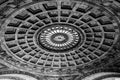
xmin=0 ymin=0 xmax=119 ymax=70
xmin=36 ymin=23 xmax=83 ymax=52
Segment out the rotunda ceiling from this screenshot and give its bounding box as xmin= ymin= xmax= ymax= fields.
xmin=0 ymin=0 xmax=120 ymax=80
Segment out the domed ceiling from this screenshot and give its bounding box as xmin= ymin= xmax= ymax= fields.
xmin=0 ymin=0 xmax=120 ymax=80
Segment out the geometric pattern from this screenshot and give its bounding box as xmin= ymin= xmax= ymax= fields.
xmin=0 ymin=0 xmax=120 ymax=80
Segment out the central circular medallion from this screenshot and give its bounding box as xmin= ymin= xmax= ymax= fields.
xmin=51 ymin=33 xmax=68 ymax=43
xmin=36 ymin=23 xmax=83 ymax=52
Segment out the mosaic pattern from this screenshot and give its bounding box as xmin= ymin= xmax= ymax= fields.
xmin=0 ymin=0 xmax=120 ymax=80
xmin=1 ymin=0 xmax=119 ymax=69
xmin=36 ymin=23 xmax=82 ymax=52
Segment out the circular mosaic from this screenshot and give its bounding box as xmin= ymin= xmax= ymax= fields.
xmin=1 ymin=0 xmax=119 ymax=69
xmin=36 ymin=23 xmax=83 ymax=52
